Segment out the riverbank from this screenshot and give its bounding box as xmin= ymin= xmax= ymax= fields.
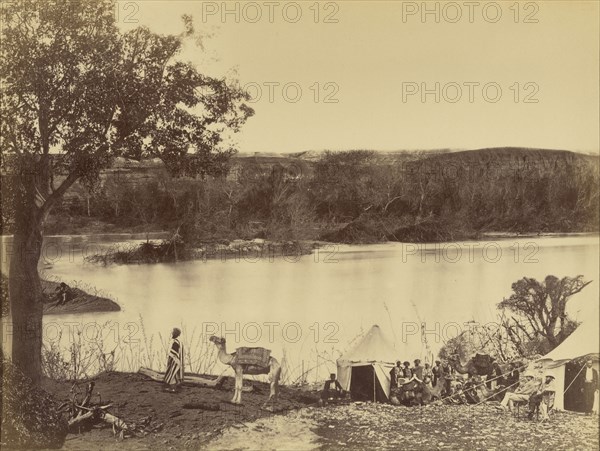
xmin=0 ymin=276 xmax=120 ymax=316
xmin=84 ymin=238 xmax=319 ymax=265
xmin=322 ymin=214 xmax=600 ymax=244
xmin=41 ymin=279 xmax=120 ymax=315
xmin=41 ymin=371 xmax=319 ymax=450
xmin=39 ymin=215 xmax=600 ymax=246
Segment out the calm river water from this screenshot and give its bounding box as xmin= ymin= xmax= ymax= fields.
xmin=1 ymin=234 xmax=598 ymax=381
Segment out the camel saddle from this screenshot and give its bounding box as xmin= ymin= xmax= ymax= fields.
xmin=232 ymin=347 xmax=271 ymax=369
xmin=472 ymin=353 xmax=495 ymax=373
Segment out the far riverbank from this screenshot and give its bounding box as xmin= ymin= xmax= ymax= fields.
xmin=1 ymin=275 xmax=120 ymax=316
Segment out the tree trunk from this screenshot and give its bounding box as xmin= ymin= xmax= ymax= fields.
xmin=9 ymin=211 xmax=45 ymax=385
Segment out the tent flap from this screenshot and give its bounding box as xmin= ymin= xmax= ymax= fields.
xmin=337 ymin=325 xmax=398 ymax=401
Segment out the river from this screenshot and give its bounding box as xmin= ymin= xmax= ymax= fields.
xmin=1 ymin=234 xmax=598 ymax=382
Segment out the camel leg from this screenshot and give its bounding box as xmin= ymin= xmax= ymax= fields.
xmin=233 ymin=367 xmax=243 ymax=404
xmin=262 ymin=362 xmax=282 ymax=409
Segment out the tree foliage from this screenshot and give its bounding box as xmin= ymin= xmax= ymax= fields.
xmin=497 ymin=275 xmax=590 ymax=348
xmin=0 ymin=0 xmax=253 ymax=220
xmin=310 ymin=150 xmax=378 ymax=220
xmin=0 ymin=0 xmax=253 ymax=382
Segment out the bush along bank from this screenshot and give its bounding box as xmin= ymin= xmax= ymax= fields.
xmin=84 ymin=237 xmax=318 ymax=265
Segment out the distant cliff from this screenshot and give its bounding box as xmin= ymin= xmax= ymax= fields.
xmin=2 ymin=147 xmax=598 ymax=241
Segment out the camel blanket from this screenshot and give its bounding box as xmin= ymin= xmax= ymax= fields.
xmin=233 ymin=347 xmax=271 ymax=367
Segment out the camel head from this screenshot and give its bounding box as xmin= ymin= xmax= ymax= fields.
xmin=209 ymin=336 xmax=226 ymax=346
xmin=447 ymin=353 xmax=461 ymax=363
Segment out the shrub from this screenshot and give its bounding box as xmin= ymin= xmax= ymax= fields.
xmin=1 ymin=355 xmax=68 ymax=449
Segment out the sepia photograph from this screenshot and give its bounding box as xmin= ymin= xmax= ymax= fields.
xmin=1 ymin=0 xmax=599 ymax=449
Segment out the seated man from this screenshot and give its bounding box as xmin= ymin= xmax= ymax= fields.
xmin=506 ymin=362 xmax=521 ymax=388
xmin=449 ymin=380 xmax=468 ymax=404
xmin=528 ymin=373 xmax=556 ymax=421
xmin=441 ymin=360 xmax=455 ymax=396
xmin=496 ymin=373 xmax=539 ymax=412
xmin=390 ymin=361 xmax=402 ymax=390
xmin=402 ymin=361 xmax=413 ymax=379
xmin=413 ymin=359 xmax=424 ymax=381
xmin=423 ymin=363 xmax=433 ymax=388
xmin=464 ymin=374 xmax=483 ymax=404
xmin=320 ymin=373 xmax=344 ymax=404
xmin=432 ymin=360 xmax=442 ymax=387
xmin=53 ymin=282 xmax=71 ymax=306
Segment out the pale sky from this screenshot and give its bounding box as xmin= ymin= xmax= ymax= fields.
xmin=119 ymin=1 xmax=599 ymax=154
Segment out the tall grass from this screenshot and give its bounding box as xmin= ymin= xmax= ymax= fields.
xmin=42 ymin=322 xmax=120 ymax=380
xmin=40 ymin=315 xmax=355 ymax=385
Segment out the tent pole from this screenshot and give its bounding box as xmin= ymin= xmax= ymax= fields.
xmin=373 ymin=365 xmax=376 ymax=402
xmin=564 ymin=362 xmax=587 ymax=394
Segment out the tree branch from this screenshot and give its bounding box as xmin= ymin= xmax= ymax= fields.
xmin=383 ymin=196 xmax=402 ymax=212
xmin=41 ymin=171 xmax=80 ymax=214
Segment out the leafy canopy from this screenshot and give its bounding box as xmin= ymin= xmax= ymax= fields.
xmin=497 ymin=275 xmax=590 ymax=347
xmin=1 ymin=0 xmax=253 ymax=219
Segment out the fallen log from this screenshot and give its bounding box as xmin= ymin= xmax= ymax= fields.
xmin=68 ymin=410 xmax=95 ymax=428
xmin=138 ymin=367 xmax=256 ymax=392
xmin=138 ymin=367 xmax=227 ymax=388
xmin=81 ymin=382 xmax=94 ymax=407
xmin=62 ymin=383 xmax=156 ymax=439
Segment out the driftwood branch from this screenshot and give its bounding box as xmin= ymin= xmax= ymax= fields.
xmin=64 ymin=382 xmax=130 ymax=436
xmin=138 ymin=367 xmax=227 ymax=388
xmin=68 ymin=410 xmax=95 ymax=428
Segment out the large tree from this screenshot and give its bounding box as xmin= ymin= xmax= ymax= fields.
xmin=497 ymin=275 xmax=591 ymax=349
xmin=0 ymin=0 xmax=253 ymax=383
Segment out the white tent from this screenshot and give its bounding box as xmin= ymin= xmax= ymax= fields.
xmin=529 ymin=321 xmax=599 ymax=412
xmin=540 ymin=320 xmax=599 ymax=363
xmin=337 ymin=325 xmax=397 ymax=402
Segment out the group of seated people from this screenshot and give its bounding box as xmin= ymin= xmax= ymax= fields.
xmin=319 ymin=359 xmax=462 ymax=407
xmin=496 ymin=371 xmax=556 ymax=421
xmin=319 ymin=357 xmax=595 ymax=418
xmin=390 ymin=359 xmax=456 ymax=395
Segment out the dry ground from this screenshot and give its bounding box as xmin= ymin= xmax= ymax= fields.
xmin=41 ymin=373 xmax=599 ymax=450
xmin=308 ymin=402 xmax=600 ymax=450
xmin=42 ymin=371 xmax=318 ymax=450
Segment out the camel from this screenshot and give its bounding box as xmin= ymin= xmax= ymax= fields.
xmin=447 ymin=353 xmax=497 ymax=377
xmin=447 ymin=354 xmax=512 ymax=401
xmin=209 ymin=336 xmax=281 ymax=408
xmin=447 ymin=353 xmax=511 ymax=384
xmin=391 ymin=375 xmax=473 ymax=406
